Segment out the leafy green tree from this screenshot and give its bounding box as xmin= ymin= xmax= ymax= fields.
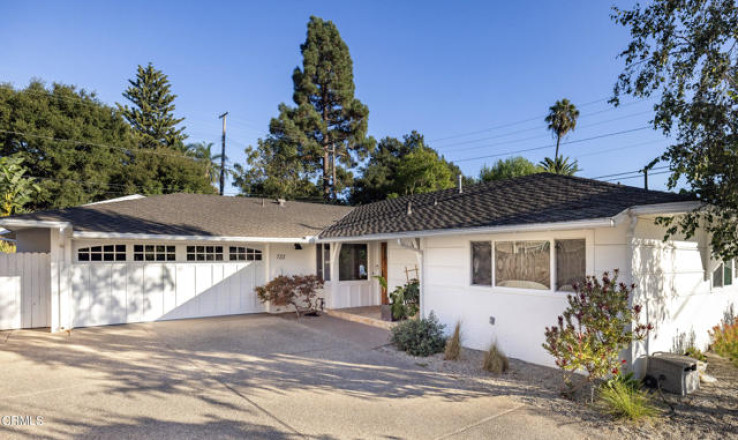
xmin=0 ymin=81 xmax=214 ymax=210
xmin=232 ymin=137 xmax=320 ymax=200
xmin=351 ymin=131 xmax=463 ymax=203
xmin=612 ymin=0 xmax=738 ymax=260
xmin=390 ymin=147 xmax=455 ymax=198
xmin=117 ymin=63 xmax=187 ymax=150
xmin=539 ymin=156 xmax=580 ymax=176
xmin=545 ymin=98 xmax=580 ymax=161
xmin=269 ymin=16 xmax=374 ymax=201
xmin=0 ymin=156 xmax=39 ymax=216
xmin=479 ymin=156 xmax=543 ymax=181
xmin=0 ymin=81 xmax=132 ymax=209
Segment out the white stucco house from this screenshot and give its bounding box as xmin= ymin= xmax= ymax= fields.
xmin=1 ymin=173 xmax=735 ymax=373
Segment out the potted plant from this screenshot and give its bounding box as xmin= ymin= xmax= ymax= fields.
xmin=374 ymin=276 xmax=394 ymax=321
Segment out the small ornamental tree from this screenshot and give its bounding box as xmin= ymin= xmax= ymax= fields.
xmin=255 ymin=275 xmax=324 ymax=317
xmin=542 ymin=270 xmax=652 ymax=394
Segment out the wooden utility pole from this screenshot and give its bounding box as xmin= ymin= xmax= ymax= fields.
xmin=643 ymin=167 xmax=649 ymax=190
xmin=218 ymin=112 xmax=228 ymax=196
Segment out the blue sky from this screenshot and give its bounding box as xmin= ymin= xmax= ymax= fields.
xmin=1 ymin=0 xmax=674 ymax=194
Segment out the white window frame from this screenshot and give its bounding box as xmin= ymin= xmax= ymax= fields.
xmin=228 ymin=246 xmax=262 ymax=261
xmin=468 ymin=231 xmax=592 ymax=296
xmin=316 ymin=243 xmax=331 ymax=281
xmin=186 ymin=245 xmax=224 ymax=262
xmin=133 ymin=244 xmax=176 ymax=262
xmin=77 ymin=244 xmax=127 ymax=262
xmin=712 ymin=259 xmax=734 ymax=289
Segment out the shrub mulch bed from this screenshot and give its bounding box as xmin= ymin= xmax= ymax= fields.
xmin=378 ymin=346 xmax=737 ymax=439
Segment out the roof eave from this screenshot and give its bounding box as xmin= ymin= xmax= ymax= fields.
xmin=628 ymin=200 xmax=703 ymax=216
xmin=72 ymin=231 xmax=316 ymax=243
xmin=318 ymin=217 xmax=618 ymax=242
xmin=0 ymin=219 xmax=71 ymax=231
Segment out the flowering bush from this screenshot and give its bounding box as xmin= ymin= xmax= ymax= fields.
xmin=255 ymin=274 xmax=324 ymax=317
xmin=542 ymin=270 xmax=651 ymax=392
xmin=710 ymin=317 xmax=738 ymax=367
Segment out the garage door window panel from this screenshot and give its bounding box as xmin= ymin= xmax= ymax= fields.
xmin=134 ymin=245 xmax=176 ymax=262
xmin=187 ymin=245 xmax=224 ymax=261
xmin=78 ymin=245 xmax=126 ymax=262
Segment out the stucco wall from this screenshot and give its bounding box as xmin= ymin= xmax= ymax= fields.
xmin=386 ymin=240 xmax=419 ymax=291
xmin=631 ymin=218 xmax=737 ymax=373
xmin=421 ymin=228 xmax=611 ymax=367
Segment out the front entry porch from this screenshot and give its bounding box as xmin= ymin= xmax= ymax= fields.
xmin=324 ymin=306 xmax=395 ymax=330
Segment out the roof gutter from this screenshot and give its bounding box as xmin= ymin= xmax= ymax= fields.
xmin=0 ymin=219 xmax=71 ymax=230
xmin=628 ymin=201 xmax=703 ymax=217
xmin=318 ymin=217 xmax=617 ymax=243
xmin=72 ymin=231 xmax=316 ymax=243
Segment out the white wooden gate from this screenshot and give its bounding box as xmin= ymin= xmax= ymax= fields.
xmin=70 ymin=261 xmax=264 ymax=328
xmin=0 ymin=253 xmax=51 ymax=330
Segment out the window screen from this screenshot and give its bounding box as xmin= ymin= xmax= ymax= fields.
xmin=78 ymin=245 xmax=126 ymax=262
xmin=339 ymin=244 xmax=368 ymax=281
xmin=186 ymin=246 xmax=223 ymax=261
xmin=555 ymin=239 xmax=586 ymax=292
xmin=229 ymin=246 xmax=262 ymax=261
xmin=471 ymin=242 xmax=492 ymax=285
xmin=495 ymin=241 xmax=551 ymax=290
xmin=134 ymin=245 xmax=176 ymax=262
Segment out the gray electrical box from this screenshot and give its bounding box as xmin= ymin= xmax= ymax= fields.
xmin=646 ymin=352 xmax=700 ymax=396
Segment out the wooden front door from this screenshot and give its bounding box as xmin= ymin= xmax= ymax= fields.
xmin=380 ymin=242 xmax=389 ymax=304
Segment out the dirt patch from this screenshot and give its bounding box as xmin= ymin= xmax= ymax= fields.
xmin=378 ymin=346 xmax=738 ymax=439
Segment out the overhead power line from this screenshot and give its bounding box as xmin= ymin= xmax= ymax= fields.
xmin=451 ymin=126 xmax=652 ymax=163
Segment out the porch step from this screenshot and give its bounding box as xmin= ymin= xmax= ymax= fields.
xmin=324 ymin=308 xmax=396 ymax=330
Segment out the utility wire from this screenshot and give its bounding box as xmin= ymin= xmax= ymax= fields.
xmin=451 ymin=126 xmax=652 ymax=163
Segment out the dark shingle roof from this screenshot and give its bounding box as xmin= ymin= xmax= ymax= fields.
xmin=7 ymin=193 xmax=353 ymax=239
xmin=319 ymin=173 xmax=695 ymax=239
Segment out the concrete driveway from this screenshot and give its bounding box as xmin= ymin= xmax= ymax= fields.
xmin=0 ymin=314 xmax=591 ymax=439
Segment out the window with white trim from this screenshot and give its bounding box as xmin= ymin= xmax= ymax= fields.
xmin=713 ymin=260 xmax=734 ymax=288
xmin=555 ymin=239 xmax=586 ymax=292
xmin=186 ymin=245 xmax=224 ymax=261
xmin=134 ymin=245 xmax=176 ymax=262
xmin=338 ymin=244 xmax=368 ymax=281
xmin=316 ymin=243 xmax=331 ymax=281
xmin=78 ymin=245 xmax=126 ymax=262
xmin=495 ymin=240 xmax=551 ymax=290
xmin=471 ymin=241 xmax=492 ymax=286
xmin=229 ymin=246 xmax=262 ymax=261
xmin=470 ymin=237 xmax=587 ymax=292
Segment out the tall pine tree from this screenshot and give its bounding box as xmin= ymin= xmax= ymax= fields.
xmin=118 ymin=63 xmax=187 ymax=150
xmin=269 ymin=16 xmax=374 ymax=202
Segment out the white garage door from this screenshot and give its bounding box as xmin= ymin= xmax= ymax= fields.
xmin=70 ymin=261 xmax=265 ymax=328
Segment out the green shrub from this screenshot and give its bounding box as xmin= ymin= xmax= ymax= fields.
xmin=389 ymin=279 xmax=420 ymax=320
xmin=482 ymin=342 xmax=509 ymax=374
xmin=390 ymin=312 xmax=446 ymax=357
xmin=598 ymin=381 xmax=660 ymax=423
xmin=711 ymin=317 xmax=738 ymax=367
xmin=604 ymin=370 xmax=640 ymax=392
xmin=444 ymin=321 xmax=462 ymax=361
xmin=542 ymin=270 xmax=652 ymax=389
xmin=684 ymin=346 xmax=707 ymax=362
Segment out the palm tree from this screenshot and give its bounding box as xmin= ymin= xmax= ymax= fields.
xmin=186 ymin=142 xmax=225 ymax=187
xmin=545 ymin=99 xmax=580 ymax=162
xmin=539 ymin=156 xmax=580 ymax=176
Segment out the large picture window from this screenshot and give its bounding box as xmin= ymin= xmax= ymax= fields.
xmin=555 ymin=239 xmax=586 ymax=292
xmin=471 ymin=242 xmax=492 ymax=285
xmin=78 ymin=245 xmax=126 ymax=262
xmin=339 ymin=244 xmax=368 ymax=281
xmin=495 ymin=241 xmax=550 ymax=290
xmin=316 ymin=243 xmax=331 ymax=281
